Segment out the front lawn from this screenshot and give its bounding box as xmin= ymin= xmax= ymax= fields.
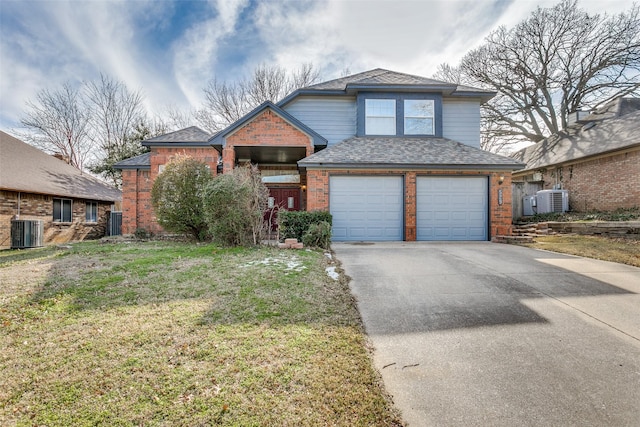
xmin=0 ymin=242 xmax=402 ymax=426
xmin=525 ymin=235 xmax=640 ymax=267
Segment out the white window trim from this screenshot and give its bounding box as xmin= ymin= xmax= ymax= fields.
xmin=365 ymin=99 xmax=396 ymax=135
xmin=404 ymin=99 xmax=435 ymax=135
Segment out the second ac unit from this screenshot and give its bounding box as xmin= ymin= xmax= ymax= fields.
xmin=536 ymin=190 xmax=569 ymax=214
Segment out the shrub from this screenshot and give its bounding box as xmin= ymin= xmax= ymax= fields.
xmin=203 ymin=165 xmax=269 ymax=246
xmin=302 ymin=221 xmax=332 ymax=249
xmin=279 ymin=211 xmax=332 ymax=241
xmin=151 ymin=155 xmax=213 ymax=241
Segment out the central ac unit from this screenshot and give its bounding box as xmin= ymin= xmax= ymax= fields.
xmin=536 ymin=190 xmax=569 ymax=214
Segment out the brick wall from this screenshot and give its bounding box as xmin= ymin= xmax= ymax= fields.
xmin=1 ymin=190 xmax=112 ymax=249
xmin=538 ymin=149 xmax=640 ymax=211
xmin=306 ymin=169 xmax=513 ymax=241
xmin=121 ymin=147 xmax=220 ymax=236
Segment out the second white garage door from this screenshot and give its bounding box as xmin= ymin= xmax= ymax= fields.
xmin=330 ymin=176 xmax=403 ymax=241
xmin=416 ymin=176 xmax=488 ymax=241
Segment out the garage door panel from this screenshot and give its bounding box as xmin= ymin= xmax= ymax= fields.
xmin=330 ymin=176 xmax=403 ymax=241
xmin=417 ymin=177 xmax=488 ymax=241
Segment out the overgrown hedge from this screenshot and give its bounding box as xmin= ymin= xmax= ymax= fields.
xmin=278 ymin=211 xmax=332 ymax=242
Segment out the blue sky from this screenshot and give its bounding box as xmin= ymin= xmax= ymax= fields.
xmin=0 ymin=0 xmax=632 ymax=131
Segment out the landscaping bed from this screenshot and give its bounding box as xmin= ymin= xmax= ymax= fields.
xmin=0 ymin=242 xmax=402 ymax=426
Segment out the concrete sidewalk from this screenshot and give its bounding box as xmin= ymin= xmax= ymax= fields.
xmin=333 ymin=242 xmax=640 ymax=427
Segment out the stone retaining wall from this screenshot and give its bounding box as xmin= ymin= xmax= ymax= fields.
xmin=545 ymin=221 xmax=640 ymax=238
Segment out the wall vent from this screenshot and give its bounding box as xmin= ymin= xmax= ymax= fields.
xmin=11 ymin=220 xmax=44 ymax=249
xmin=536 ymin=190 xmax=569 ymax=214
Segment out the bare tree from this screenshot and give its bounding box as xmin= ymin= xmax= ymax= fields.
xmin=436 ymin=0 xmax=640 ymax=151
xmin=19 ymin=83 xmax=91 ymax=169
xmin=85 ymin=74 xmax=145 ymax=158
xmin=200 ymin=63 xmax=321 ymax=130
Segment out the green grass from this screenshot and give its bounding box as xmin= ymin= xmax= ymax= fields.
xmin=0 ymin=241 xmax=402 ymax=426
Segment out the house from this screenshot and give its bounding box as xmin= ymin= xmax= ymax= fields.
xmin=116 ymin=68 xmax=524 ymax=241
xmin=511 ymin=97 xmax=640 ymax=215
xmin=0 ymin=130 xmax=122 ymax=249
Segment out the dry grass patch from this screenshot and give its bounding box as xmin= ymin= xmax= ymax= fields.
xmin=525 ymin=235 xmax=640 ymax=267
xmin=0 ymin=242 xmax=402 ymax=426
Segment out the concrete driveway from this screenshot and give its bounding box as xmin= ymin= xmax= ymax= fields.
xmin=333 ymin=242 xmax=640 ymax=427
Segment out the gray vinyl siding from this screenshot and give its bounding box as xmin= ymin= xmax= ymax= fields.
xmin=283 ymin=96 xmax=356 ymax=146
xmin=442 ymin=98 xmax=481 ymax=148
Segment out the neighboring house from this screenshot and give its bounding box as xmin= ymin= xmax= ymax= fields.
xmin=511 ymin=97 xmax=640 ymax=215
xmin=116 ymin=68 xmax=524 ymax=241
xmin=0 ymin=131 xmax=122 ymax=249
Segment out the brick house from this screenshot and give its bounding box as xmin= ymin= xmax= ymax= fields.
xmin=116 ymin=69 xmax=524 ymax=241
xmin=0 ymin=131 xmax=122 ymax=249
xmin=511 ymin=98 xmax=640 ymax=214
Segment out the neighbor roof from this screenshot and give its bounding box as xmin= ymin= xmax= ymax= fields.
xmin=279 ymin=68 xmax=495 ymax=106
xmin=511 ymin=102 xmax=640 ymax=173
xmin=298 ymin=137 xmax=524 ymax=170
xmin=0 ymin=131 xmax=121 ymax=202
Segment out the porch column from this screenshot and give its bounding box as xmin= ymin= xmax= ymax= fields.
xmin=222 ymin=146 xmax=235 ymax=173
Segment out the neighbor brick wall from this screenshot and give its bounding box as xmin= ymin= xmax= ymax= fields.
xmin=1 ymin=190 xmax=112 ymax=249
xmin=223 ymin=109 xmax=314 ymax=172
xmin=538 ymin=149 xmax=640 ymax=211
xmin=306 ymin=169 xmax=513 ymax=241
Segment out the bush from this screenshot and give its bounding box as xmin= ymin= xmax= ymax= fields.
xmin=203 ymin=165 xmax=269 ymax=246
xmin=302 ymin=221 xmax=332 ymax=249
xmin=151 ymin=155 xmax=213 ymax=241
xmin=279 ymin=211 xmax=332 ymax=241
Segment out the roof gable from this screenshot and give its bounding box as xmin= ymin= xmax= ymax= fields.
xmin=210 ymin=101 xmax=327 ymax=147
xmin=0 ymin=131 xmax=121 ymax=202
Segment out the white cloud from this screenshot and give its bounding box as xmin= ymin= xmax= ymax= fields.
xmin=172 ymin=0 xmax=250 ymax=107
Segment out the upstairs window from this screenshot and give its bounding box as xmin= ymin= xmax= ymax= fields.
xmin=53 ymin=198 xmax=72 ymax=222
xmin=365 ymin=99 xmax=396 ymax=135
xmin=86 ymin=202 xmax=98 ymax=223
xmin=404 ymin=100 xmax=435 ymax=135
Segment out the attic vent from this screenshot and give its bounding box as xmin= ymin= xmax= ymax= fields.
xmin=11 ymin=220 xmax=44 ymax=249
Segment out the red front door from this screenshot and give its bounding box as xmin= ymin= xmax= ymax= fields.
xmin=265 ymin=187 xmax=301 ymax=232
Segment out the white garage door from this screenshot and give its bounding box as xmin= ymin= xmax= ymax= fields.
xmin=330 ymin=176 xmax=403 ymax=241
xmin=416 ymin=176 xmax=488 ymax=241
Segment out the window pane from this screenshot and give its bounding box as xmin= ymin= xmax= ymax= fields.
xmin=53 ymin=199 xmax=61 ymax=222
xmin=62 ymin=200 xmax=72 ymax=222
xmin=366 ymin=117 xmax=396 ymax=135
xmin=405 ymin=100 xmax=434 ymax=117
xmin=405 ymin=118 xmax=434 ymax=135
xmin=366 ymin=99 xmax=395 ymax=117
xmin=86 ymin=202 xmax=97 ymax=222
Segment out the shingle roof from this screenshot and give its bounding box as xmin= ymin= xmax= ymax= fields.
xmin=305 ymin=68 xmax=454 ymax=90
xmin=114 ymin=152 xmax=150 ymax=169
xmin=0 ymin=131 xmax=121 ymax=202
xmin=142 ymin=126 xmax=212 ymax=145
xmin=298 ymin=136 xmax=524 ymax=170
xmin=511 ymin=102 xmax=640 ymax=172
xmin=279 ymin=68 xmax=495 ymax=106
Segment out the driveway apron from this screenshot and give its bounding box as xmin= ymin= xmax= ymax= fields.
xmin=333 ymin=242 xmax=640 ymax=427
